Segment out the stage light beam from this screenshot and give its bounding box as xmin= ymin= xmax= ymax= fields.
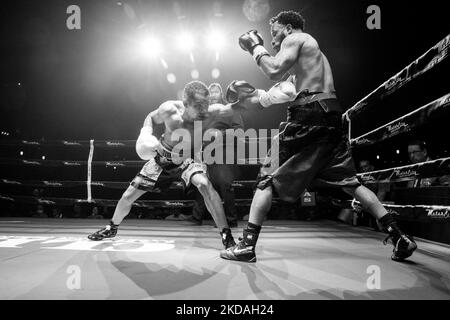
xmin=177 ymin=32 xmax=195 ymax=53
xmin=137 ymin=37 xmax=161 ymax=59
xmin=206 ymin=31 xmax=225 ymax=50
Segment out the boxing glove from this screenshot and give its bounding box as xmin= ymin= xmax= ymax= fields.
xmin=136 ymin=128 xmax=160 ymax=160
xmin=238 ymin=30 xmax=270 ymax=64
xmin=226 ymin=80 xmax=256 ymax=103
xmin=259 ymin=81 xmax=297 ymax=108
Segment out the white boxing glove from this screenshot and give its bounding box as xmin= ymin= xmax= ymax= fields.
xmin=136 ymin=127 xmax=160 ymax=160
xmin=259 ymin=81 xmax=297 ymax=108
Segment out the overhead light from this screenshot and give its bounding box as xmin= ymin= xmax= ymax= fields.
xmin=191 ymin=69 xmax=199 ymax=79
xmin=167 ymin=73 xmax=177 ymax=84
xmin=136 ymin=36 xmax=161 ymax=58
xmin=211 ymin=68 xmax=220 ymax=79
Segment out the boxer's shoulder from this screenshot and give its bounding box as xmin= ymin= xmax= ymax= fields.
xmin=285 ymin=32 xmax=310 ymax=44
xmin=158 ymin=100 xmax=182 ymax=118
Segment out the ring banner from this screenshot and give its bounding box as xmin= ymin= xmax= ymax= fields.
xmin=351 ymin=93 xmax=450 ymax=147
xmin=0 ymin=138 xmax=262 ymax=148
xmin=0 ymin=139 xmax=136 ymax=148
xmin=0 ymin=158 xmax=145 ymax=168
xmin=0 ymin=194 xmax=260 ymax=209
xmin=351 ymin=200 xmax=450 ymax=223
xmin=0 ymin=179 xmax=257 ymax=190
xmin=357 ymin=157 xmax=450 ymax=184
xmin=344 ymin=34 xmax=450 ymax=119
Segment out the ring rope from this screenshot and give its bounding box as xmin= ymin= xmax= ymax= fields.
xmin=357 ymin=157 xmax=450 ymax=184
xmin=0 ymin=178 xmax=257 ymax=190
xmin=350 ymin=93 xmax=450 ymax=147
xmin=0 ymin=194 xmax=269 ymax=209
xmin=0 ymin=139 xmax=135 ymax=148
xmin=350 ymin=200 xmax=450 ymax=223
xmin=344 ymin=34 xmax=450 ymax=121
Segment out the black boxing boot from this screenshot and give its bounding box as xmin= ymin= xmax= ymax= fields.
xmin=220 ymin=222 xmax=260 ymax=263
xmin=220 ymin=228 xmax=236 ymax=249
xmin=88 ymin=221 xmax=119 ymax=241
xmin=379 ymin=214 xmax=417 ymax=262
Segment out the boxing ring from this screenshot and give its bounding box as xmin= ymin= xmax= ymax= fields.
xmin=1 ymin=35 xmax=450 ymax=300
xmin=0 ymin=218 xmax=449 ymax=299
xmin=343 ymin=34 xmax=450 ymax=238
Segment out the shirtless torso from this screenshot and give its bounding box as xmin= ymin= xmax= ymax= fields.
xmin=264 ymin=21 xmax=336 ymax=94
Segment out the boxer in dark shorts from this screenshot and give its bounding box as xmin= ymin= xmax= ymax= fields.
xmin=220 ymin=10 xmax=417 ymax=263
xmin=257 ymin=93 xmax=360 ymax=202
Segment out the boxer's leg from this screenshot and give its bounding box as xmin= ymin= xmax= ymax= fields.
xmin=343 ymin=185 xmax=386 ymax=220
xmin=248 ymin=186 xmax=273 ymax=226
xmin=190 ymin=172 xmax=235 ymax=249
xmin=343 ymin=185 xmax=417 ymax=261
xmin=191 ymin=173 xmax=228 ymax=229
xmin=88 ymin=159 xmax=162 ymax=241
xmin=87 ymin=186 xmax=146 ymax=241
xmin=111 ymin=185 xmax=147 ymax=225
xmin=213 ymin=164 xmax=238 ymax=226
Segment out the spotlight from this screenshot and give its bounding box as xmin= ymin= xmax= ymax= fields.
xmin=20 ymin=151 xmax=23 ymax=156
xmin=206 ymin=30 xmax=225 ymax=50
xmin=42 ymin=156 xmax=46 ymax=160
xmin=191 ymin=69 xmax=199 ymax=79
xmin=396 ymin=149 xmax=400 ymax=154
xmin=376 ymin=155 xmax=380 ymax=159
xmin=137 ymin=37 xmax=161 ymax=58
xmin=18 ymin=83 xmax=21 ymax=86
xmin=177 ymin=32 xmax=194 ymax=52
xmin=211 ymin=68 xmax=220 ymax=79
xmin=167 ymin=73 xmax=177 ymax=84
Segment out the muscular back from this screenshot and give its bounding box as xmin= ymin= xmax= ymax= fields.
xmin=290 ymin=33 xmax=335 ymax=93
xmin=280 ymin=32 xmax=335 ymax=92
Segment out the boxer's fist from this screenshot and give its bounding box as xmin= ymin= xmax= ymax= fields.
xmin=259 ymin=81 xmax=297 ymax=108
xmin=136 ymin=128 xmax=160 ymax=160
xmin=226 ymin=80 xmax=256 ymax=103
xmin=238 ymin=30 xmax=264 ymax=54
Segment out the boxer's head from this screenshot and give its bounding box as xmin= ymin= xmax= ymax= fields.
xmin=183 ymin=80 xmax=210 ymax=121
xmin=407 ymin=140 xmax=428 ymax=164
xmin=208 ymin=83 xmax=225 ymax=104
xmin=270 ymin=11 xmax=305 ymax=52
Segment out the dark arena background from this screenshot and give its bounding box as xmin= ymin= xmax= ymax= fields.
xmin=0 ymin=0 xmax=449 ymax=308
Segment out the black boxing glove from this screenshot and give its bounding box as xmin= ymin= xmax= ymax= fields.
xmin=226 ymin=80 xmax=256 ymax=104
xmin=238 ymin=30 xmax=270 ymax=65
